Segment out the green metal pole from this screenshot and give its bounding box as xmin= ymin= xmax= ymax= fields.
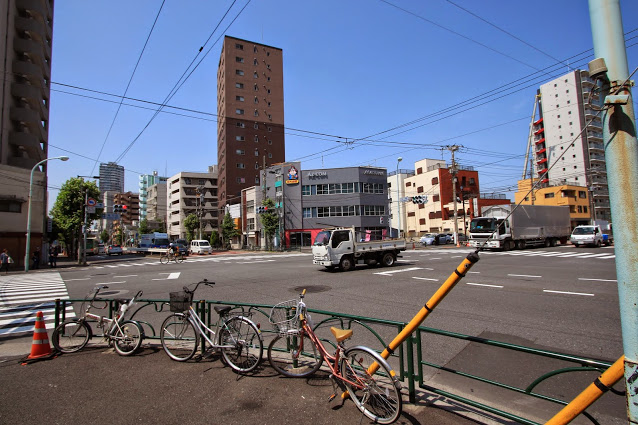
xmin=589 ymin=1 xmax=638 ymax=421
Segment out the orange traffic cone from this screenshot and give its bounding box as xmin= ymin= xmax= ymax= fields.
xmin=22 ymin=311 xmax=55 ymax=363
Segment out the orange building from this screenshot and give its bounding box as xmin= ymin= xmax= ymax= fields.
xmin=514 ymin=179 xmax=590 ymax=228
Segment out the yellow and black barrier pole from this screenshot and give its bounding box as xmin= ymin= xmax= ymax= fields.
xmin=545 ymin=355 xmax=625 ymax=425
xmin=368 ymin=251 xmax=480 ymax=378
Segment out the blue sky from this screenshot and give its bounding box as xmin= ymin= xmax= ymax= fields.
xmin=46 ymin=0 xmax=638 ymax=205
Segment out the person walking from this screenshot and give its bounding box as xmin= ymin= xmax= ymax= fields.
xmin=1 ymin=249 xmax=11 ymax=274
xmin=31 ymin=247 xmax=40 ymax=269
xmin=51 ymin=246 xmax=58 ymax=268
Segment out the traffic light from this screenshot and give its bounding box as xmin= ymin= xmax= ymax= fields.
xmin=256 ymin=206 xmax=263 ymax=214
xmin=113 ymin=204 xmax=121 ymax=213
xmin=122 ymin=205 xmax=128 ymax=212
xmin=411 ymin=195 xmax=427 ymax=204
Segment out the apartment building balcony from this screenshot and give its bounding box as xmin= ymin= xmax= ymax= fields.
xmin=588 ymin=142 xmax=604 ymax=152
xmin=536 ymin=157 xmax=547 ymax=166
xmin=8 ymin=130 xmax=45 ymax=159
xmin=589 ymin=153 xmax=606 ymax=162
xmin=587 ymin=131 xmax=603 ymax=142
xmin=11 ymin=83 xmax=48 ymax=114
xmin=18 ymin=0 xmax=54 ymax=22
xmin=13 ymin=38 xmax=51 ymax=77
xmin=534 ymin=137 xmax=545 ymax=145
xmin=14 ymin=15 xmax=52 ymax=41
xmin=533 ymin=127 xmax=544 ymax=136
xmin=533 ymin=117 xmax=543 ymax=126
xmin=536 ymin=147 xmax=546 ymax=156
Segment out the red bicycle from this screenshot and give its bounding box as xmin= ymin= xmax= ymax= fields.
xmin=267 ymin=290 xmax=402 ymax=424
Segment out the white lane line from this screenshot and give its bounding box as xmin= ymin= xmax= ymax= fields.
xmin=466 ymin=283 xmax=504 ymax=288
xmin=65 ymin=278 xmax=91 ymax=281
xmin=94 ymin=281 xmax=126 ymax=285
xmin=374 ymin=267 xmax=423 ymax=276
xmin=576 ymin=253 xmax=614 ymax=258
xmin=578 ymin=278 xmax=617 ymax=282
xmin=543 ymin=290 xmax=594 ymax=296
xmin=429 ymin=257 xmax=441 ymax=260
xmin=412 ymin=277 xmax=439 ymax=282
xmin=467 ymin=271 xmax=480 ymax=274
xmin=237 ymin=260 xmax=275 ymax=264
xmin=450 ymin=256 xmax=463 ymax=258
xmin=508 ymin=274 xmax=542 ymax=278
xmin=114 ymin=275 xmax=138 ymax=278
xmin=597 ymin=255 xmax=616 ymax=259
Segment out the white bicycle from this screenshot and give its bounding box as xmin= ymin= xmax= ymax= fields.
xmin=160 ymin=279 xmax=263 ymax=373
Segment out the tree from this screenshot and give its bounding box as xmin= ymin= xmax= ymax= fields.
xmin=138 ymin=218 xmax=150 ymax=235
xmin=210 ymin=230 xmax=220 ymax=248
xmin=260 ymin=198 xmax=279 ymax=250
xmin=50 ymin=178 xmax=100 ymax=260
xmin=221 ymin=212 xmax=239 ymax=249
xmin=100 ymin=230 xmax=109 ymax=244
xmin=183 ymin=214 xmax=199 ymax=242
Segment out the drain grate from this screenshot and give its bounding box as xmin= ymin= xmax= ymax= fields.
xmin=292 ymin=285 xmax=330 ymax=294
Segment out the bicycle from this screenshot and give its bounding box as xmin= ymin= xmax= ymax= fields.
xmin=160 ymin=249 xmax=184 ymax=264
xmin=267 ymin=290 xmax=402 ymax=424
xmin=52 ymin=286 xmax=144 ymax=356
xmin=160 ymin=279 xmax=263 ymax=374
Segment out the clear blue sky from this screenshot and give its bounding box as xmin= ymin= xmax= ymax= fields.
xmin=46 ymin=0 xmax=638 ymax=206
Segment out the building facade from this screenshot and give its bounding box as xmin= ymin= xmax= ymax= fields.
xmin=139 ymin=171 xmax=167 ymax=220
xmin=387 ymin=168 xmax=414 ymax=238
xmin=514 ymin=179 xmax=590 ymax=228
xmin=99 ymin=162 xmax=124 ymax=194
xmin=403 ymin=159 xmax=482 ymax=237
xmin=167 ymin=166 xmax=218 ymax=240
xmin=146 ymin=182 xmax=167 ymax=225
xmin=535 ymin=70 xmax=609 ymax=221
xmin=0 ymin=0 xmax=55 ymax=265
xmin=216 ymin=36 xmax=285 ymax=219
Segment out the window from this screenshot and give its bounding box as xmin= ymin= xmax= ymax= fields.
xmin=417 ymin=186 xmax=424 ymax=193
xmin=268 ymin=140 xmax=272 ymax=145
xmin=253 ymin=46 xmax=257 ymax=53
xmin=235 ymin=83 xmax=244 ymax=89
xmin=268 ymin=153 xmax=272 ymax=158
xmin=469 ymin=178 xmax=475 ymax=185
xmin=254 ymin=149 xmax=259 ymax=156
xmin=236 ymin=70 xmax=244 ymax=76
xmin=253 ymin=59 xmax=258 ymax=65
xmin=268 ymin=126 xmax=272 ymax=132
xmin=255 ymin=163 xmax=259 ymax=169
xmin=578 ymin=205 xmax=583 ymax=213
xmin=0 ymin=200 xmax=21 ymax=213
xmin=254 ymin=84 xmax=258 ymax=92
xmin=431 ymin=177 xmax=439 ymax=185
xmin=433 ymin=194 xmax=440 ymax=202
xmin=303 ymin=207 xmax=316 ymax=218
xmin=254 ymin=123 xmax=259 ymax=129
xmin=235 ymin=43 xmax=243 ymax=50
xmin=267 ymin=89 xmax=271 ymax=94
xmin=253 ymin=72 xmax=258 ymax=79
xmin=254 ymin=97 xmax=259 ymax=104
xmin=236 ymin=109 xmax=244 ymax=115
xmin=254 ymin=135 xmax=259 ymax=142
xmin=254 ymin=110 xmax=259 ymax=117
xmin=236 ymin=149 xmax=245 ymax=155
xmin=236 ymin=96 xmax=244 ymax=101
xmin=268 ymin=114 xmax=272 ymax=120
xmin=236 ymin=163 xmax=245 ymax=169
xmin=236 ymin=57 xmax=244 ymax=63
xmin=236 ymin=121 xmax=245 ymax=128
xmin=267 ymin=76 xmax=271 ymax=81
xmin=235 ymin=136 xmax=245 ymax=141
xmin=236 ymin=177 xmax=245 ymax=183
xmin=578 ymin=191 xmax=587 ymax=198
xmin=544 ymin=193 xmax=555 ymax=198
xmin=255 ymin=177 xmax=260 ymax=184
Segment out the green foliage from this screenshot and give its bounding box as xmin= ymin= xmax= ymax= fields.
xmin=183 ymin=214 xmax=199 ymax=242
xmin=221 ymin=212 xmax=238 ymax=249
xmin=210 ymin=230 xmax=220 ymax=248
xmin=260 ymin=198 xmax=279 ymax=250
xmin=138 ymin=218 xmax=149 ymax=235
xmin=100 ymin=230 xmax=109 ymax=243
xmin=50 ymin=178 xmax=100 ymax=258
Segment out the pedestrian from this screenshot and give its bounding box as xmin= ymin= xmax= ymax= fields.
xmin=49 ymin=246 xmax=55 ymax=267
xmin=1 ymin=249 xmax=11 ymax=274
xmin=51 ymin=246 xmax=58 ymax=268
xmin=31 ymin=247 xmax=40 ymax=269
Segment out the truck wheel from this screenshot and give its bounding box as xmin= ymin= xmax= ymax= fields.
xmin=544 ymin=239 xmax=550 ymax=248
xmin=381 ymin=252 xmax=395 ymax=267
xmin=515 ymin=240 xmax=526 ymax=250
xmin=340 ymin=256 xmax=354 ymax=272
xmin=550 ymin=238 xmax=558 ymax=247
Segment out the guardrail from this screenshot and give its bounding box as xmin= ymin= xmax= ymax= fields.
xmin=53 ymin=297 xmax=619 ymax=424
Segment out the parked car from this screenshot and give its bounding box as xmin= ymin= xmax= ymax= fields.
xmin=437 ymin=234 xmax=451 ymax=244
xmin=98 ymin=243 xmax=106 ymax=254
xmin=190 ymin=240 xmax=212 ymax=255
xmin=107 ymin=245 xmax=123 ymax=256
xmin=420 ymin=234 xmax=436 ymax=246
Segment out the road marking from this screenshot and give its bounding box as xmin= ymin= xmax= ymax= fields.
xmin=450 ymin=255 xmax=463 ymax=258
xmin=429 ymin=257 xmax=441 ymax=260
xmin=153 ymin=272 xmax=181 ymax=281
xmin=507 ymin=274 xmax=542 ymax=278
xmin=543 ymin=290 xmax=594 ymax=296
xmin=114 ymin=275 xmax=138 ymax=278
xmin=412 ymin=277 xmax=439 ymax=281
xmin=65 ymin=278 xmax=91 ymax=281
xmin=467 ymin=271 xmax=480 ymax=274
xmin=466 ymin=283 xmax=504 ymax=288
xmin=238 ymin=259 xmax=275 ymax=264
xmin=597 ymin=255 xmax=616 ymax=259
xmin=94 ymin=281 xmax=126 ymax=285
xmin=578 ymin=278 xmax=617 ymax=282
xmin=374 ymin=267 xmax=423 ymax=276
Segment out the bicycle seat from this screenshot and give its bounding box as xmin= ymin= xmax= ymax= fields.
xmin=330 ymin=327 xmax=353 ymax=342
xmin=114 ymin=298 xmax=130 ymax=304
xmin=214 ymin=306 xmax=232 ymax=316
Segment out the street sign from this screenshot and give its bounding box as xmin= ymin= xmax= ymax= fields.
xmin=102 ymin=213 xmax=121 ymax=220
xmin=96 ymin=202 xmax=104 ymax=208
xmin=87 ymin=198 xmax=97 ymax=207
xmin=87 ymin=206 xmax=96 ymax=214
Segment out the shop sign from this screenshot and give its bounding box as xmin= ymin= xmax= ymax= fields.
xmin=285 ymin=166 xmax=299 ymax=184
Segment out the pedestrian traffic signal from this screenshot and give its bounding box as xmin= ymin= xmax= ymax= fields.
xmin=256 ymin=206 xmax=270 ymax=214
xmin=113 ymin=204 xmax=124 ymax=213
xmin=411 ymin=195 xmax=428 ymax=204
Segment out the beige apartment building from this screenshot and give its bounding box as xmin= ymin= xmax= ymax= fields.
xmin=167 ymin=166 xmax=219 ymax=240
xmin=0 ymin=0 xmax=55 ymax=265
xmin=216 ymin=36 xmax=285 ymax=218
xmin=146 ymin=182 xmax=167 ymax=226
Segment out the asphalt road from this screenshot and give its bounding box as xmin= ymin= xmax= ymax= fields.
xmin=1 ymin=244 xmax=626 ymax=424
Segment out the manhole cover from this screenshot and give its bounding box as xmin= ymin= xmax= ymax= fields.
xmin=292 ymin=285 xmax=330 ymax=294
xmin=98 ymin=290 xmax=120 ymax=296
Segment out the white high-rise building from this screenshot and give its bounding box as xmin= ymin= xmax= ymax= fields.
xmin=99 ymin=162 xmax=124 ymax=194
xmin=534 ymin=70 xmax=610 ymax=221
xmin=139 ymin=171 xmax=167 ymax=220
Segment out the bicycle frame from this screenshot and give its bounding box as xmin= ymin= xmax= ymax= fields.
xmin=81 ymin=290 xmax=141 ymax=341
xmin=183 ymin=305 xmax=239 ymax=351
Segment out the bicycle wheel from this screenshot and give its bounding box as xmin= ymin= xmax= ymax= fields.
xmin=113 ymin=320 xmax=143 ymax=356
xmin=267 ymin=332 xmax=323 ymax=377
xmin=160 ymin=313 xmax=198 ymax=361
xmin=218 ymin=316 xmax=263 ymax=373
xmin=175 ymin=253 xmax=184 ymax=264
xmin=340 ymin=346 xmax=402 ymax=424
xmin=160 ymin=254 xmax=169 ymax=264
xmin=52 ymin=320 xmax=90 ymax=353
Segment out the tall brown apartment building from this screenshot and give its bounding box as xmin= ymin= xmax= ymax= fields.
xmin=216 ymin=36 xmax=285 ymax=214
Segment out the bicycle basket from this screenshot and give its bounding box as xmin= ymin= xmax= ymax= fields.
xmin=169 ymin=291 xmax=193 ymax=312
xmin=268 ymin=299 xmax=300 ymax=335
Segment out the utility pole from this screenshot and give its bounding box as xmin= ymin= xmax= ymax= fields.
xmin=261 ymin=154 xmax=267 ymax=249
xmin=446 ymin=145 xmax=460 ymax=246
xmin=530 ymin=157 xmax=535 ymax=205
xmin=588 ymin=1 xmax=638 ymax=420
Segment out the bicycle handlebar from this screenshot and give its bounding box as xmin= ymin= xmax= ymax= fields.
xmin=183 ymin=279 xmax=215 ymax=294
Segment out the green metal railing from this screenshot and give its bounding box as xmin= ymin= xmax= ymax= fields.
xmin=54 ymin=297 xmax=619 ymax=425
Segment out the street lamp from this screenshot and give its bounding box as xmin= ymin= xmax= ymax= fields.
xmin=396 ymin=157 xmax=403 ymax=238
xmin=25 ymin=156 xmax=69 ymax=272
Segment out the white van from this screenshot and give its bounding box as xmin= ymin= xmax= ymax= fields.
xmin=190 ymin=240 xmax=212 ymax=255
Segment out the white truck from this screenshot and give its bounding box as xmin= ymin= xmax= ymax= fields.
xmin=570 ymin=220 xmax=613 ymax=247
xmin=468 ymin=204 xmax=571 ymax=251
xmin=312 ymin=228 xmax=407 ymax=271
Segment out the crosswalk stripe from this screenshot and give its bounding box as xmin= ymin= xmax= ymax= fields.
xmin=0 ymin=272 xmax=74 ymax=335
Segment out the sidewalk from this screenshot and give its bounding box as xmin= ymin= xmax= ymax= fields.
xmin=0 ymin=339 xmax=500 ymax=425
